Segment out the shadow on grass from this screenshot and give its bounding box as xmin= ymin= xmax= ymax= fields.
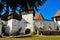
xmin=15 ymin=35 xmax=32 ymax=38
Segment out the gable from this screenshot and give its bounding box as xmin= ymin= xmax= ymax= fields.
xmin=34 ymin=13 xmax=44 ymax=20
xmin=53 ymin=10 xmax=60 ymax=17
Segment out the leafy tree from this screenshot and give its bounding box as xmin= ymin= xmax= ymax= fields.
xmin=1 ymin=0 xmax=46 ymax=13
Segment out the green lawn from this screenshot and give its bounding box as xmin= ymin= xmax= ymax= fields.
xmin=0 ymin=35 xmax=60 ymax=40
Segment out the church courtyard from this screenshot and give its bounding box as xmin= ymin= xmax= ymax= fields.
xmin=0 ymin=35 xmax=60 ymax=40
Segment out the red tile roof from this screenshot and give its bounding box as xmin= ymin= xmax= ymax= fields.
xmin=34 ymin=13 xmax=44 ymax=20
xmin=53 ymin=10 xmax=60 ymax=17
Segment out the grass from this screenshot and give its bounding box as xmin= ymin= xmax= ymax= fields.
xmin=0 ymin=35 xmax=60 ymax=40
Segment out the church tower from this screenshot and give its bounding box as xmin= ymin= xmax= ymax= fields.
xmin=2 ymin=12 xmax=22 ymax=36
xmin=1 ymin=9 xmax=34 ymax=35
xmin=53 ymin=10 xmax=60 ymax=30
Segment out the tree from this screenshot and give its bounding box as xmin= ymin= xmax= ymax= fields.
xmin=1 ymin=0 xmax=46 ymax=14
xmin=0 ymin=3 xmax=3 ymax=16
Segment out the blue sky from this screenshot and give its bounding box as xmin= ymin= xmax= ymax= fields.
xmin=35 ymin=0 xmax=60 ymax=20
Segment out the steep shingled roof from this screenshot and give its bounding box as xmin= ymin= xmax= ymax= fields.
xmin=1 ymin=12 xmax=22 ymax=21
xmin=53 ymin=10 xmax=60 ymax=17
xmin=34 ymin=13 xmax=44 ymax=20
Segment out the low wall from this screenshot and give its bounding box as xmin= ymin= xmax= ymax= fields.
xmin=39 ymin=30 xmax=60 ymax=35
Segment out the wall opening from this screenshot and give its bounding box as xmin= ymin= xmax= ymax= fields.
xmin=56 ymin=26 xmax=59 ymax=30
xmin=25 ymin=29 xmax=31 ymax=34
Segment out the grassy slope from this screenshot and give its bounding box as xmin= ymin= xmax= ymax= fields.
xmin=0 ymin=35 xmax=60 ymax=40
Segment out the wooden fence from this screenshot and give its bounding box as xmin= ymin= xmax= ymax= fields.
xmin=39 ymin=30 xmax=60 ymax=35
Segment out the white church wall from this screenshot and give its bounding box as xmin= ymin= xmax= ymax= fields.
xmin=34 ymin=20 xmax=44 ymax=29
xmin=50 ymin=21 xmax=55 ymax=30
xmin=53 ymin=18 xmax=60 ymax=30
xmin=21 ymin=14 xmax=34 ymax=33
xmin=0 ymin=18 xmax=2 ymax=36
xmin=43 ymin=21 xmax=55 ymax=30
xmin=34 ymin=20 xmax=55 ymax=30
xmin=19 ymin=20 xmax=27 ymax=34
xmin=12 ymin=19 xmax=21 ymax=33
xmin=56 ymin=21 xmax=60 ymax=30
xmin=5 ymin=13 xmax=34 ymax=34
xmin=43 ymin=21 xmax=49 ymax=30
xmin=6 ymin=19 xmax=13 ymax=34
xmin=6 ymin=19 xmax=22 ymax=35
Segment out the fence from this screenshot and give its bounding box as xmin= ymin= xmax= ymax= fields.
xmin=39 ymin=30 xmax=60 ymax=35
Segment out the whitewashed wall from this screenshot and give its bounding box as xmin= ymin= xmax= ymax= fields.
xmin=12 ymin=19 xmax=21 ymax=33
xmin=43 ymin=20 xmax=55 ymax=30
xmin=34 ymin=20 xmax=55 ymax=30
xmin=20 ymin=14 xmax=34 ymax=34
xmin=0 ymin=18 xmax=2 ymax=36
xmin=53 ymin=18 xmax=60 ymax=30
xmin=4 ymin=13 xmax=34 ymax=35
xmin=6 ymin=19 xmax=13 ymax=34
xmin=54 ymin=21 xmax=60 ymax=30
xmin=57 ymin=21 xmax=60 ymax=30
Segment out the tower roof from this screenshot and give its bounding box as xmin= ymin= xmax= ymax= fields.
xmin=53 ymin=10 xmax=60 ymax=17
xmin=34 ymin=13 xmax=44 ymax=20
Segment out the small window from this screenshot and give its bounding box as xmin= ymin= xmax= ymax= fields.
xmin=49 ymin=26 xmax=51 ymax=28
xmin=56 ymin=26 xmax=59 ymax=30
